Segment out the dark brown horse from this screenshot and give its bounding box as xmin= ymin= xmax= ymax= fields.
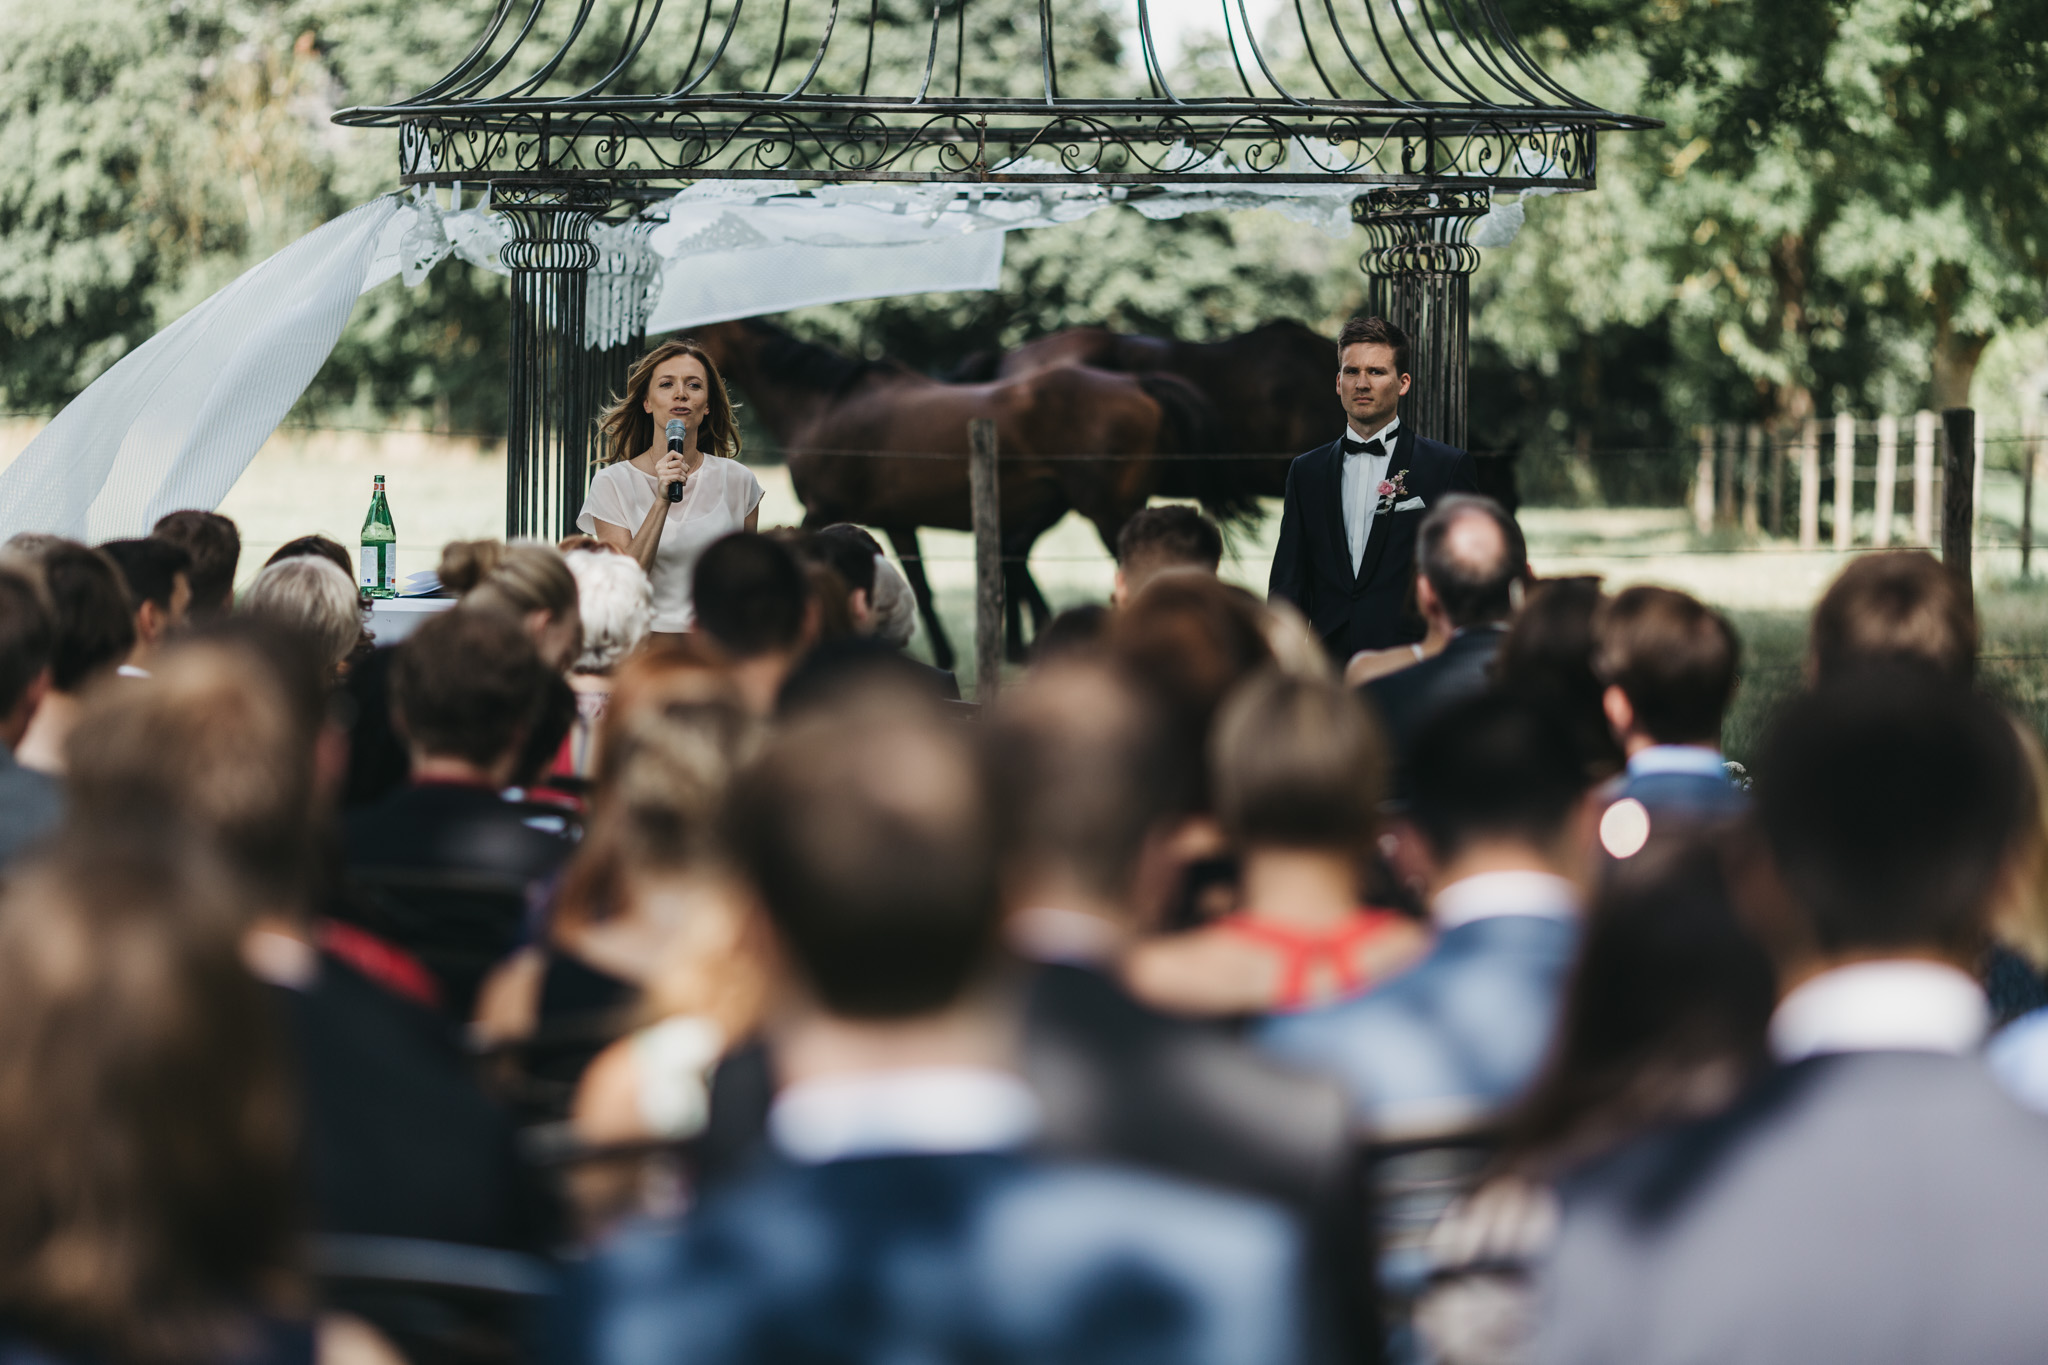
xmin=693 ymin=319 xmax=1210 ymax=668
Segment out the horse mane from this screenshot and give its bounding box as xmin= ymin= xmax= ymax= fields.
xmin=742 ymin=318 xmax=900 ymax=395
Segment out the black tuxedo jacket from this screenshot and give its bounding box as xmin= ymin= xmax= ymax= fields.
xmin=1268 ymin=426 xmax=1478 ymax=660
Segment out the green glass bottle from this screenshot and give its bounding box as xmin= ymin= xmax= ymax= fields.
xmin=360 ymin=474 xmax=398 ymax=599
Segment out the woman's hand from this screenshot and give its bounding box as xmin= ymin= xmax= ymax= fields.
xmin=653 ymin=448 xmax=689 ymax=492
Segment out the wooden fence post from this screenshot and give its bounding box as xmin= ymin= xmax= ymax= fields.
xmin=1718 ymin=422 xmax=1739 ymax=527
xmin=1833 ymin=411 xmax=1856 ymax=551
xmin=1692 ymin=426 xmax=1715 ymax=535
xmin=1768 ymin=427 xmax=1786 ymax=536
xmin=1913 ymin=410 xmax=1937 ymax=545
xmin=2025 ymin=408 xmax=2040 ymax=580
xmin=1974 ymin=425 xmax=1986 ymax=549
xmin=1942 ymin=407 xmax=1976 ymax=590
xmin=1742 ymin=424 xmax=1763 ymax=535
xmin=1799 ymin=417 xmax=1821 ymax=549
xmin=1873 ymin=413 xmax=1898 ymax=549
xmin=969 ymin=418 xmax=1003 ymax=702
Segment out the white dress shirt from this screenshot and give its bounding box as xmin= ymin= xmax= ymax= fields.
xmin=1769 ymin=959 xmax=1989 ymax=1062
xmin=1430 ymin=868 xmax=1581 ymax=931
xmin=1338 ymin=417 xmax=1400 ymax=574
xmin=769 ymin=1066 xmax=1042 ymax=1164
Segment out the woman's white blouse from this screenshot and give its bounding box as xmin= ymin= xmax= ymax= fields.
xmin=577 ymin=457 xmax=765 ymax=632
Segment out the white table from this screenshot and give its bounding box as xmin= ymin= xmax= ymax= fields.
xmin=366 ymin=596 xmax=457 ymax=644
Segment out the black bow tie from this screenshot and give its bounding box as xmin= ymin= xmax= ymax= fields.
xmin=1343 ymin=434 xmax=1390 ymax=458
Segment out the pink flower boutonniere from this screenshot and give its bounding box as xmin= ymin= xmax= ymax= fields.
xmin=1375 ymin=470 xmax=1410 ymax=513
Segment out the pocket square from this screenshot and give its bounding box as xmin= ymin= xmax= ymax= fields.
xmin=1393 ymin=496 xmax=1428 ymax=512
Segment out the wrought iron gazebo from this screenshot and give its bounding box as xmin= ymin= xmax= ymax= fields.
xmin=334 ymin=0 xmax=1657 ymax=539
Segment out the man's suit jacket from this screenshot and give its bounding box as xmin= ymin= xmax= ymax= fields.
xmin=1269 ymin=426 xmax=1479 ymax=661
xmin=1535 ymin=1052 xmax=2048 ymax=1365
xmin=566 ymin=1150 xmax=1317 ymax=1365
xmin=1361 ymin=624 xmax=1505 ymax=769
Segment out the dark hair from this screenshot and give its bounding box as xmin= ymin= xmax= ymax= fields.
xmin=0 ymin=836 xmax=298 ymax=1365
xmin=1030 ymin=604 xmax=1110 ymax=665
xmin=1408 ymin=690 xmax=1590 ymax=859
xmin=151 ymin=512 xmax=240 ymax=619
xmin=40 ymin=545 xmax=136 ymax=692
xmin=724 ymin=701 xmax=1000 ymax=1018
xmin=1108 ymin=576 xmax=1273 ymax=808
xmin=99 ymin=538 xmax=192 ymax=613
xmin=0 ymin=567 xmax=53 ymax=718
xmin=1214 ymin=671 xmax=1386 ymax=854
xmin=1501 ymin=833 xmax=1775 ymax=1175
xmin=392 ymin=607 xmax=551 ymax=767
xmin=1810 ymin=550 xmax=1975 ymax=684
xmin=1594 ymin=586 xmax=1739 ymax=745
xmin=1757 ymin=667 xmax=2029 ymax=958
xmin=987 ymin=660 xmax=1197 ymax=906
xmin=66 ymin=628 xmax=325 ymax=911
xmin=693 ymin=533 xmax=811 ymax=659
xmin=1337 ymin=315 xmax=1410 ymax=377
xmin=1493 ymin=576 xmax=1625 ymax=781
xmin=1416 ymin=494 xmax=1525 ymax=628
xmin=265 ymin=534 xmax=353 ymax=582
xmin=813 ymin=525 xmax=881 ymax=596
xmin=1116 ymin=505 xmax=1223 ymax=574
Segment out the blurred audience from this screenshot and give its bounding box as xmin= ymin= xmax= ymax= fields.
xmin=559 ymin=548 xmax=655 ymax=779
xmin=690 ymin=531 xmax=816 ymax=715
xmin=151 ymin=508 xmax=242 ymax=619
xmin=266 ymin=533 xmax=356 ymax=580
xmin=565 ymin=692 xmax=1320 ymax=1365
xmin=1808 ymin=548 xmax=1974 ymax=684
xmin=1535 ymin=668 xmax=2048 ymax=1365
xmin=1113 ymin=504 xmax=1224 ymax=606
xmin=0 ymin=564 xmax=59 ymax=867
xmin=1491 ymin=576 xmax=1626 ymax=783
xmin=99 ymin=535 xmax=193 ymax=674
xmin=14 ymin=542 xmax=134 ymax=774
xmin=1127 ymin=671 xmax=1426 ymax=1016
xmin=240 ymin=555 xmax=364 ymax=679
xmin=776 ymin=525 xmax=962 ymax=707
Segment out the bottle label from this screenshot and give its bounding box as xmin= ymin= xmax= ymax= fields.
xmin=361 ymin=543 xmax=397 ymax=593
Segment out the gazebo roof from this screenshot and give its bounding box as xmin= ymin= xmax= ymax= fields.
xmin=332 ymin=0 xmax=1657 ymax=190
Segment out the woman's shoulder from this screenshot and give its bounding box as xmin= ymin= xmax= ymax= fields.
xmin=592 ymin=459 xmax=645 ymax=485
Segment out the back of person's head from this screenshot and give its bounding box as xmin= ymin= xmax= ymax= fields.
xmin=65 ymin=628 xmax=325 ymax=912
xmin=1029 ymin=603 xmax=1109 ymax=666
xmin=1409 ymin=690 xmax=1591 ymax=860
xmin=1757 ymin=667 xmax=2028 ymax=958
xmin=1493 ymin=575 xmax=1624 ymax=780
xmin=810 ymin=525 xmax=881 ymax=598
xmin=0 ymin=836 xmax=296 ymax=1362
xmin=39 ymin=544 xmax=136 ymax=693
xmin=692 ymin=532 xmax=811 ymax=659
xmin=264 ymin=534 xmax=353 ymax=581
xmin=565 ymin=548 xmax=653 ymax=674
xmin=987 ymin=659 xmax=1196 ymax=910
xmin=238 ymin=555 xmax=361 ymax=671
xmin=1214 ymin=670 xmax=1386 ymax=856
xmin=150 ymin=511 xmax=240 ymax=619
xmin=1117 ymin=505 xmax=1223 ymax=587
xmin=1108 ymin=575 xmax=1274 ymax=803
xmin=724 ymin=692 xmax=999 ymax=1018
xmin=393 ymin=606 xmax=552 ymax=768
xmin=1503 ymin=833 xmax=1775 ymax=1174
xmin=1593 ymin=586 xmax=1739 ymax=746
xmin=1416 ymin=495 xmax=1525 ymax=628
xmin=0 ymin=566 xmax=53 ymax=721
xmin=440 ymin=539 xmax=579 ymax=622
xmin=1810 ymin=550 xmax=1975 ymax=684
xmin=3 ymin=533 xmax=68 ymax=561
xmin=98 ymin=537 xmax=191 ymax=615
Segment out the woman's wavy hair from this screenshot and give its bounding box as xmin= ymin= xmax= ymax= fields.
xmin=597 ymin=339 xmax=743 ymax=468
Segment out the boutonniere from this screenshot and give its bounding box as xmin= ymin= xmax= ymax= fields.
xmin=1375 ymin=470 xmax=1410 ymax=515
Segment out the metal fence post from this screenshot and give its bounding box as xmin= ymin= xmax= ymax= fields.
xmin=1942 ymin=408 xmax=1976 ymax=590
xmin=969 ymin=418 xmax=1003 ymax=702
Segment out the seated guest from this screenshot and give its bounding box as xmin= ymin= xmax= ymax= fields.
xmin=1029 ymin=602 xmax=1109 ymax=665
xmin=1808 ymin=548 xmax=1973 ymax=683
xmin=691 ymin=532 xmax=817 ymax=716
xmin=98 ymin=536 xmax=193 ymax=674
xmin=1259 ymin=690 xmax=1592 ymax=1138
xmin=1362 ymin=495 xmax=1524 ymax=767
xmin=240 ymin=555 xmax=365 ymax=680
xmin=1491 ymin=576 xmax=1624 ymax=783
xmin=62 ymin=633 xmax=554 ymax=1279
xmin=266 ymin=533 xmax=356 ymax=580
xmin=151 ymin=508 xmax=241 ymax=620
xmin=778 ymin=526 xmax=962 ymax=710
xmin=345 ymin=607 xmax=575 ymax=1016
xmin=557 ymin=547 xmax=654 ymax=780
xmin=440 ymin=540 xmax=585 ymax=670
xmin=1591 ymin=585 xmax=1745 ymax=844
xmin=1126 ymin=671 xmax=1427 ymax=1016
xmin=14 ymin=543 xmax=133 ymax=775
xmin=1533 ymin=669 xmax=2048 ymax=1365
xmin=566 ymin=694 xmax=1318 ymax=1365
xmin=0 ymin=835 xmax=401 ymax=1365
xmin=1112 ymin=504 xmax=1224 ymax=606
xmin=0 ymin=566 xmax=59 ymax=868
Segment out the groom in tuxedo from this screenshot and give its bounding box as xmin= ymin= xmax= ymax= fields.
xmin=1269 ymin=315 xmax=1479 ymax=662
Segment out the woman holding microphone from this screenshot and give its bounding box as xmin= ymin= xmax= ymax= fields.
xmin=580 ymin=340 xmax=764 ymax=642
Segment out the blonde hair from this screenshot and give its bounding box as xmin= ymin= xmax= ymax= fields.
xmin=238 ymin=556 xmax=361 ymax=669
xmin=596 ymin=339 xmax=742 ymax=468
xmin=564 ymin=549 xmax=654 ymax=674
xmin=439 ymin=540 xmax=578 ymax=621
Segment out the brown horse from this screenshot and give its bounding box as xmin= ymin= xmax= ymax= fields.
xmin=693 ymin=319 xmax=1207 ymax=668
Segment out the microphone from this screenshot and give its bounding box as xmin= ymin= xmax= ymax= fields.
xmin=664 ymin=418 xmax=687 ymax=503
